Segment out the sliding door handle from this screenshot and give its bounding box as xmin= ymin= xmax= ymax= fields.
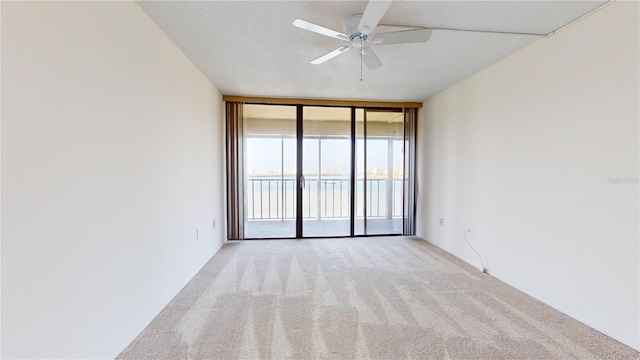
xmin=300 ymin=175 xmax=306 ymax=189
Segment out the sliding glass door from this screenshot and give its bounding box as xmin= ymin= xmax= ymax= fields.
xmin=243 ymin=104 xmax=297 ymax=239
xmin=226 ymin=101 xmax=416 ymax=240
xmin=302 ymin=107 xmax=351 ymax=237
xmin=355 ymin=109 xmax=404 ymax=235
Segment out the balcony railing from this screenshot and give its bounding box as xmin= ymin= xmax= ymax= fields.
xmin=247 ymin=177 xmax=403 ymax=221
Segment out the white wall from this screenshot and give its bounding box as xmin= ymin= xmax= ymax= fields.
xmin=1 ymin=2 xmax=226 ymax=358
xmin=418 ymin=1 xmax=639 ymax=350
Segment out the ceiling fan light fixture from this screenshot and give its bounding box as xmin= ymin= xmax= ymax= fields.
xmin=350 ymin=33 xmax=366 ymax=48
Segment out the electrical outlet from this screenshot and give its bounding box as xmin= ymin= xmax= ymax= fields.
xmin=212 ymin=220 xmax=216 ymax=229
xmin=439 ymin=217 xmax=444 ymax=225
xmin=196 ymin=227 xmax=200 ymax=239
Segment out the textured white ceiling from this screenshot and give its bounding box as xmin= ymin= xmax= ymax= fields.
xmin=137 ymin=1 xmax=606 ymax=102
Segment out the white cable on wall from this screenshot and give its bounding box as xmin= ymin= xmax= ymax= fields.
xmin=465 ymin=229 xmax=487 ymax=273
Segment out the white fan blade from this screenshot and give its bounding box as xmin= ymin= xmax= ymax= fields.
xmin=311 ymin=46 xmax=350 ymax=64
xmin=373 ymin=28 xmax=432 ymax=45
xmin=293 ymin=19 xmax=349 ymax=41
xmin=361 ymin=46 xmax=382 ymax=70
xmin=358 ymin=0 xmax=393 ymax=35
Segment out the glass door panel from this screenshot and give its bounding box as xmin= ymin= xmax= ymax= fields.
xmin=302 ymin=106 xmax=351 ymax=237
xmin=355 ymin=109 xmax=404 ymax=235
xmin=243 ymin=104 xmax=297 ymax=238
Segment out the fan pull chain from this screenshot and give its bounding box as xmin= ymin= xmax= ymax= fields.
xmin=360 ymin=49 xmax=363 ymax=81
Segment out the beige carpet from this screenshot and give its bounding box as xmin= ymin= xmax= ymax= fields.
xmin=118 ymin=237 xmax=638 ymax=359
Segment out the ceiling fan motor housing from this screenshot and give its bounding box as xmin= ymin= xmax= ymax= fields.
xmin=345 ymin=15 xmax=367 ymax=48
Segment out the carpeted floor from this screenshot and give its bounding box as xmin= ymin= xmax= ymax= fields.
xmin=118 ymin=237 xmax=639 ymax=359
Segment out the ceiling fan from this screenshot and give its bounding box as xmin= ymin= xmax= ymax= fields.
xmin=293 ymin=0 xmax=432 ymax=71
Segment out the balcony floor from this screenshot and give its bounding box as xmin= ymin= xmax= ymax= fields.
xmin=245 ymin=218 xmax=403 ymax=238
